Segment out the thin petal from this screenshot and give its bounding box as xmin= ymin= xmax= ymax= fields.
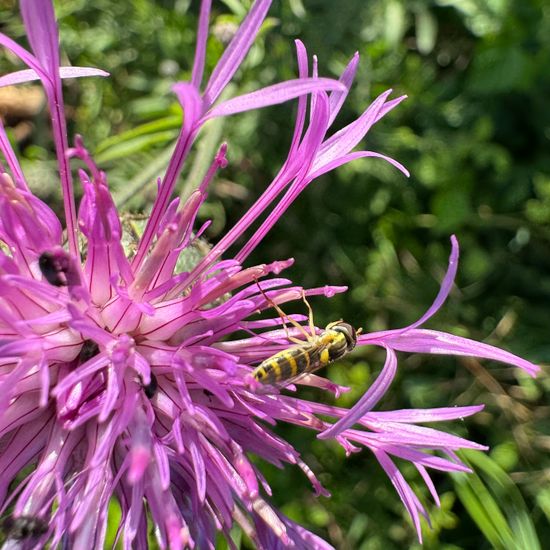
xmin=318 ymin=347 xmax=397 ymax=439
xmin=131 ymin=83 xmax=202 ymax=271
xmin=288 ymin=40 xmax=309 ymax=155
xmin=204 ymin=78 xmax=346 ymax=121
xmin=313 ymin=90 xmax=404 ymax=169
xmin=328 ymin=51 xmax=359 ymax=126
xmin=0 ymin=119 xmax=27 ymax=190
xmin=0 ymin=32 xmax=44 ymax=77
xmin=379 ymin=328 xmax=540 ymax=377
xmin=18 ymin=0 xmax=80 ymax=256
xmin=375 ymin=449 xmax=423 ymax=542
xmin=366 ymin=405 xmax=484 ymax=423
xmin=203 ymin=0 xmax=272 ymax=108
xmin=360 ymin=235 xmax=459 ymax=341
xmin=191 ymin=0 xmax=212 ymax=89
xmin=20 ymin=0 xmax=60 ymax=77
xmin=0 ymin=66 xmax=109 ymax=87
xmin=307 ymin=150 xmax=410 ymax=181
xmin=234 ymin=92 xmax=331 ymax=262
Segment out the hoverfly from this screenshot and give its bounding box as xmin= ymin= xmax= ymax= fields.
xmin=252 ymin=283 xmax=361 ymax=385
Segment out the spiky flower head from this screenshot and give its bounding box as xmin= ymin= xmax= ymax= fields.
xmin=0 ymin=1 xmax=538 ymax=548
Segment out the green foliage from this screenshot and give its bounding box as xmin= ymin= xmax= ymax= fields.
xmin=453 ymin=450 xmax=540 ymax=550
xmin=0 ymin=0 xmax=548 ymax=548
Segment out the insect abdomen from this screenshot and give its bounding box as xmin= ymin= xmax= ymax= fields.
xmin=253 ymin=346 xmax=313 ymax=384
xmin=253 ymin=334 xmax=346 ymax=384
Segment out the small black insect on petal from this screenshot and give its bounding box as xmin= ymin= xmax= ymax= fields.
xmin=39 ymin=251 xmax=69 ymax=287
xmin=142 ymin=373 xmax=158 ymax=399
xmin=2 ymin=515 xmax=48 ymax=540
xmin=78 ymin=339 xmax=100 ymax=364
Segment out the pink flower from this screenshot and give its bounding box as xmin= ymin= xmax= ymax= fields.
xmin=0 ymin=1 xmax=538 ymax=548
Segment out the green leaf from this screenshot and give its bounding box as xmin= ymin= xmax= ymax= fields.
xmin=96 ymin=115 xmax=182 ymax=154
xmin=467 ymin=451 xmax=541 ymax=550
xmin=95 ymin=130 xmax=179 ymax=163
xmin=105 ymin=498 xmax=122 ymax=549
xmin=453 ymin=450 xmax=540 ymax=550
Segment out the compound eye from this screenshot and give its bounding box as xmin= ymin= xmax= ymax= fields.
xmin=333 ymin=322 xmax=357 ymax=350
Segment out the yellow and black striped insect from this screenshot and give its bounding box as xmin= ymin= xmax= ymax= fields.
xmin=252 ymin=285 xmax=361 ymax=385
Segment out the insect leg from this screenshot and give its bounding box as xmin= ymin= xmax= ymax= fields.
xmin=255 ymin=279 xmax=312 ymax=343
xmin=301 ymin=289 xmax=317 ymax=339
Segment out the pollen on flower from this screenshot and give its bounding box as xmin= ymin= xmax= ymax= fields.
xmin=0 ymin=1 xmax=539 ymax=549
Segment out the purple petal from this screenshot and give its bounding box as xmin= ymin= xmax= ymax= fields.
xmin=204 ymin=78 xmax=346 ymax=121
xmin=307 ymin=150 xmax=410 ymax=181
xmin=20 ymin=0 xmax=60 ymax=77
xmin=0 ymin=66 xmax=109 ymax=87
xmin=379 ymin=328 xmax=540 ymax=377
xmin=354 ymin=422 xmax=487 ymax=451
xmin=314 ymin=90 xmax=404 ymax=169
xmin=361 ymin=235 xmax=459 ymax=342
xmin=0 ymin=119 xmax=27 ymax=190
xmin=375 ymin=95 xmax=407 ymax=123
xmin=191 ymin=0 xmax=212 ymax=89
xmin=404 ymin=235 xmax=459 ymax=331
xmin=288 ymin=40 xmax=309 ymax=156
xmin=131 ymin=83 xmax=202 ymax=271
xmin=203 ymin=0 xmax=272 ymax=108
xmin=0 ymin=32 xmax=45 ymax=77
xmin=172 ymin=82 xmax=203 ymax=134
xmin=328 ymin=51 xmax=359 ymax=126
xmin=318 ymin=347 xmax=397 ymax=439
xmin=417 ymin=464 xmax=440 ymax=506
xmin=366 ymin=404 xmax=484 ymax=423
xmin=189 ymin=434 xmax=207 ymax=503
xmin=375 ymin=449 xmax=423 ymax=541
xmin=234 ymin=92 xmax=332 ymax=262
xmin=13 ymin=2 xmax=80 ymax=256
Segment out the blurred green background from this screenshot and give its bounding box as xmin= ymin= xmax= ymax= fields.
xmin=1 ymin=0 xmax=549 ymax=548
